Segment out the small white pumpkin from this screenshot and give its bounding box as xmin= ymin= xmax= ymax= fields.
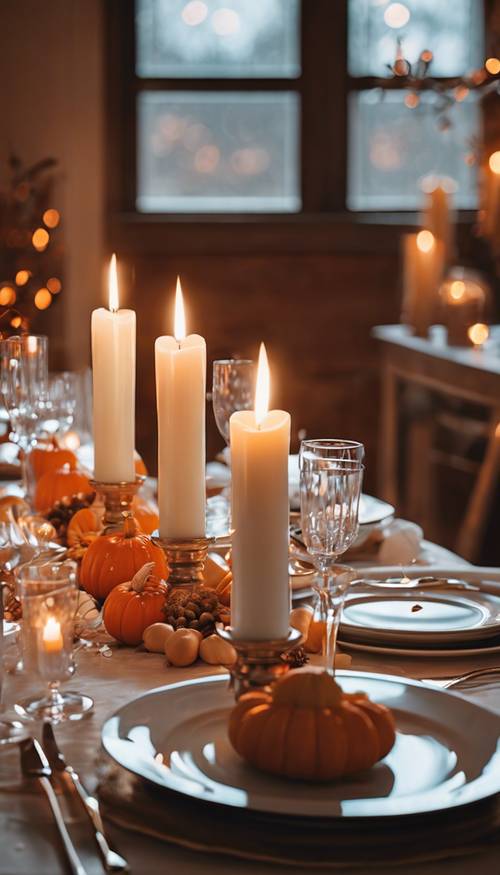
xmin=164 ymin=628 xmax=201 ymax=666
xmin=199 ymin=634 xmax=237 ymax=665
xmin=143 ymin=622 xmax=174 ymax=653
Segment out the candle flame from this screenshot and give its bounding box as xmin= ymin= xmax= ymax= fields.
xmin=416 ymin=229 xmax=434 ymax=253
xmin=109 ymin=253 xmax=119 ymax=312
xmin=174 ymin=276 xmax=186 ymax=342
xmin=468 ymin=322 xmax=489 ymax=346
xmin=27 ymin=335 xmax=37 ymax=354
xmin=255 ymin=342 xmax=270 ymax=426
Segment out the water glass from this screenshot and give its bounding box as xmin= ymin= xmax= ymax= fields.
xmin=212 ymin=359 xmax=254 ymax=446
xmin=42 ymin=371 xmax=78 ymax=437
xmin=0 ymin=335 xmax=49 ymax=494
xmin=15 ymin=561 xmax=93 ymax=723
xmin=0 ymin=593 xmax=27 ymax=744
xmin=299 ymin=439 xmax=364 ymax=673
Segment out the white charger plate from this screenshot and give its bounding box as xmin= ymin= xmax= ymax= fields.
xmin=101 ymin=670 xmax=500 ymax=819
xmin=341 ymin=590 xmax=500 ymax=646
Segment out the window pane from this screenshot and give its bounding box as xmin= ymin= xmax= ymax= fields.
xmin=348 ymin=0 xmax=483 ymax=77
xmin=136 ymin=0 xmax=300 ymax=78
xmin=347 ymin=90 xmax=479 ymax=210
xmin=137 ymin=91 xmax=300 ymax=212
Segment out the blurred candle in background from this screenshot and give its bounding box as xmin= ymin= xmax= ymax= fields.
xmin=91 ymin=255 xmax=136 ymax=483
xmin=155 ymin=278 xmax=206 ymax=538
xmin=230 ymin=343 xmax=291 ymax=640
xmin=483 ymin=151 xmax=500 ymax=245
xmin=42 ymin=616 xmax=63 ymax=654
xmin=421 ymin=178 xmax=455 ymax=265
xmin=402 ymin=230 xmax=445 ymax=338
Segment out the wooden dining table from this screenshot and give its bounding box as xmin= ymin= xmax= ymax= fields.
xmin=1 ymin=549 xmax=500 ymax=874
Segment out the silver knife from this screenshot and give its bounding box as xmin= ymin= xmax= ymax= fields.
xmin=42 ymin=722 xmax=129 ymax=873
xmin=20 ymin=737 xmax=87 ymax=875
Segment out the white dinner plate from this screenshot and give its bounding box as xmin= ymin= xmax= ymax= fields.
xmin=341 ymin=638 xmax=500 ymax=658
xmin=101 ymin=670 xmax=500 ymax=819
xmin=341 ymin=590 xmax=500 ymax=646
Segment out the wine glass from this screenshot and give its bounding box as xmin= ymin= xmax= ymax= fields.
xmin=299 ymin=439 xmax=364 ymax=674
xmin=14 ymin=561 xmax=93 ymax=723
xmin=42 ymin=371 xmax=78 ymax=437
xmin=0 ymin=594 xmax=28 ymax=744
xmin=209 ymin=359 xmax=254 ymax=533
xmin=212 ymin=359 xmax=254 ymax=446
xmin=0 ymin=335 xmax=49 ymax=495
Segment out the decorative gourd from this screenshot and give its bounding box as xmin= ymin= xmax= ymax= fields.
xmin=34 ymin=464 xmax=92 ymax=513
xmin=131 ymin=495 xmax=159 ymax=535
xmin=164 ymin=628 xmax=201 ymax=666
xmin=228 ymin=669 xmax=396 ymax=782
xmin=199 ymin=634 xmax=236 ymax=665
xmin=67 ymin=507 xmax=103 ymax=548
xmin=30 ymin=446 xmax=77 ymax=482
xmin=80 ymin=513 xmax=167 ymax=601
xmin=103 ymin=562 xmax=169 ymax=646
xmin=143 ymin=622 xmax=174 ymax=652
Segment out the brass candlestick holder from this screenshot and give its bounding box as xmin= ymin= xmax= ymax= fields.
xmin=90 ymin=475 xmax=145 ymax=531
xmin=217 ymin=626 xmax=303 ymax=699
xmin=152 ymin=534 xmax=212 ymax=589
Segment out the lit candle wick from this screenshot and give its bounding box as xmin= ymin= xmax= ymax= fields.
xmin=42 ymin=616 xmax=63 ymax=653
xmin=255 ymin=342 xmax=270 ymax=427
xmin=174 ymin=276 xmax=186 ymax=346
xmin=109 ymin=253 xmax=119 ymax=313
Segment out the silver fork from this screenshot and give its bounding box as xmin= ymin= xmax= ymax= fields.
xmin=43 ymin=722 xmax=129 ymax=873
xmin=20 ymin=737 xmax=87 ymax=875
xmin=421 ymin=666 xmax=500 ymax=690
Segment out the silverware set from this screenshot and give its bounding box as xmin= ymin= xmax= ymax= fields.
xmin=20 ymin=725 xmax=128 ymax=874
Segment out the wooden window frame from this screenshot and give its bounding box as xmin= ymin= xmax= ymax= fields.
xmin=106 ymin=0 xmax=477 ymax=255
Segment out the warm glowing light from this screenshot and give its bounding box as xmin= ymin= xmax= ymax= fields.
xmin=43 ymin=208 xmax=60 ymax=228
xmin=27 ymin=336 xmax=38 ymax=354
xmin=468 ymin=322 xmax=489 ymax=346
xmin=42 ymin=616 xmax=63 ymax=653
xmin=212 ymin=7 xmax=240 ymax=35
xmin=32 ymin=227 xmax=49 ymax=251
xmin=420 ymin=50 xmax=433 ymax=64
xmin=59 ymin=430 xmax=81 ymax=451
xmin=0 ymin=286 xmax=15 ymax=306
xmin=489 ymin=151 xmax=500 ymax=174
xmin=404 ymin=92 xmax=419 ymax=109
xmin=384 ymin=2 xmax=410 ymax=28
xmin=47 ymin=277 xmax=62 ymax=294
xmin=416 ymin=230 xmax=434 ymax=253
xmin=174 ymin=276 xmax=186 ymax=342
xmin=486 ymin=57 xmax=500 ymax=75
xmin=255 ymin=342 xmax=270 ymax=427
xmin=15 ymin=270 xmax=30 ymax=286
xmin=108 ymin=254 xmax=119 ymax=312
xmin=34 ymin=288 xmax=52 ymax=310
xmin=10 ymin=316 xmax=21 ymax=328
xmin=181 ymin=1 xmax=207 ymax=26
xmin=449 ymin=280 xmax=465 ymax=302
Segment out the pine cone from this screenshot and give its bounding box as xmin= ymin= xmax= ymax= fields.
xmin=45 ymin=492 xmax=95 ymax=545
xmin=2 ymin=581 xmax=22 ymax=621
xmin=163 ymin=586 xmax=229 ymax=637
xmin=282 ymin=646 xmax=309 ymax=669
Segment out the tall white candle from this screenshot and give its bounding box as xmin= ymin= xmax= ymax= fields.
xmin=483 ymin=151 xmax=500 ymax=244
xmin=422 ymin=180 xmax=455 ymax=264
xmin=230 ymin=343 xmax=291 ymax=640
xmin=91 ymin=255 xmax=136 ymax=483
xmin=155 ymin=278 xmax=206 ymax=538
xmin=402 ymin=230 xmax=445 ymax=338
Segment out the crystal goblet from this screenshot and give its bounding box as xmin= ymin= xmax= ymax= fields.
xmin=14 ymin=561 xmax=93 ymax=723
xmin=299 ymin=440 xmax=364 ymax=674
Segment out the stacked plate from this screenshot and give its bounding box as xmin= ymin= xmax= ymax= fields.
xmin=101 ymin=671 xmax=500 ymax=867
xmin=340 ymin=586 xmax=500 ymax=657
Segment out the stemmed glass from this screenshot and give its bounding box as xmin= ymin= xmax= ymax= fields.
xmin=0 ymin=596 xmax=28 ymax=744
xmin=0 ymin=335 xmax=49 ymax=495
xmin=299 ymin=440 xmax=364 ymax=674
xmin=209 ymin=359 xmax=254 ymax=532
xmin=42 ymin=371 xmax=78 ymax=438
xmin=14 ymin=561 xmax=93 ymax=723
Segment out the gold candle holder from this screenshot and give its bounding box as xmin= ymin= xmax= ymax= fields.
xmin=152 ymin=534 xmax=211 ymax=589
xmin=90 ymin=475 xmax=145 ymax=531
xmin=217 ymin=626 xmax=303 ymax=699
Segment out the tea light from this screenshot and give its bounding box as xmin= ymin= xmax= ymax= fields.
xmin=42 ymin=616 xmax=63 ymax=653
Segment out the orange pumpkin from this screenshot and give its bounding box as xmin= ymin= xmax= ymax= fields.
xmin=103 ymin=561 xmax=169 ymax=645
xmin=131 ymin=495 xmax=158 ymax=535
xmin=34 ymin=464 xmax=92 ymax=513
xmin=30 ymin=446 xmax=77 ymax=482
xmin=228 ymin=669 xmax=396 ymax=782
xmin=67 ymin=507 xmax=103 ymax=548
xmin=79 ymin=513 xmax=167 ymax=601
